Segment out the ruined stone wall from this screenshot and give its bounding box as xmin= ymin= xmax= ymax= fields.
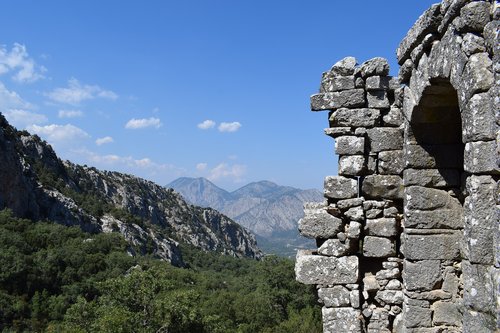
xmin=295 ymin=1 xmax=499 ymax=332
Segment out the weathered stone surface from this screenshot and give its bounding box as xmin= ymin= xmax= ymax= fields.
xmin=365 ymin=76 xmax=400 ymax=91
xmin=432 ymin=301 xmax=462 ymax=326
xmin=322 ymin=307 xmax=362 ymax=333
xmin=404 ymin=144 xmax=463 ymax=169
xmin=311 ymin=89 xmax=365 ymax=111
xmin=483 ymin=21 xmax=499 ymax=55
xmin=461 ymin=52 xmax=494 ymax=102
xmin=402 ymin=230 xmax=461 ymax=260
xmin=363 ymin=274 xmax=381 ymax=292
xmin=330 ymin=56 xmax=357 ymax=76
xmin=318 ymin=239 xmax=351 ymax=257
xmin=367 ymin=128 xmax=403 ymax=153
xmin=350 ymin=290 xmax=360 ymax=308
xmin=455 ymin=1 xmax=491 ymax=32
xmin=375 ymin=290 xmax=404 ymax=305
xmin=464 ymin=140 xmax=498 ymax=174
xmin=360 ymin=57 xmax=390 ymax=78
xmin=376 ymin=267 xmax=400 ymax=280
xmin=362 ymin=175 xmax=403 ymax=200
xmin=403 ymin=260 xmax=441 ymax=291
xmin=463 ymin=261 xmax=495 ymax=314
xmin=324 ymin=176 xmax=358 ymax=199
xmin=463 ymin=309 xmax=497 ymax=333
xmin=368 ymin=308 xmax=391 ymax=331
xmin=324 ymin=127 xmax=353 ymax=138
xmin=365 ymin=218 xmax=398 ymax=237
xmin=399 ymin=58 xmax=414 ymax=84
xmin=318 ymin=286 xmax=351 ymax=307
xmin=386 ymin=279 xmax=402 ymax=290
xmin=410 ymin=33 xmax=437 ymax=65
xmin=347 ymin=221 xmax=361 ymax=239
xmin=329 ymin=108 xmax=381 ymax=127
xmin=335 ymin=136 xmax=365 ymax=155
xmin=298 ymin=207 xmax=343 ymax=239
xmin=404 ymin=208 xmax=463 ymax=229
xmin=295 ymin=251 xmax=359 ymax=285
xmin=405 ymin=186 xmax=461 ymax=211
xmin=403 ymin=303 xmax=433 ymax=328
xmin=403 ymin=169 xmax=461 ymax=188
xmin=383 ymin=107 xmax=403 ymax=127
xmin=367 ymin=90 xmax=390 ymax=109
xmin=339 ymin=155 xmax=367 ymax=176
xmin=345 ymin=206 xmax=364 ymax=222
xmin=378 ymin=150 xmax=404 ymax=175
xmin=337 ymin=197 xmax=363 ymax=210
xmin=461 ymin=33 xmax=486 ymax=56
xmin=462 ymin=92 xmax=496 ymax=142
xmin=321 ymin=75 xmax=356 ymax=93
xmin=363 ymin=236 xmax=395 ymax=258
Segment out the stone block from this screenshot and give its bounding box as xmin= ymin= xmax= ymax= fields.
xmin=347 ymin=221 xmax=361 ymax=239
xmin=382 ymin=107 xmax=403 ymax=126
xmin=462 ymin=92 xmax=496 ymax=142
xmin=404 ymin=208 xmax=463 ymax=229
xmin=324 ymin=127 xmax=353 ymax=138
xmin=311 ymin=89 xmax=365 ymax=111
xmin=376 ymin=267 xmax=400 ymax=280
xmin=463 ymin=309 xmax=497 ymax=333
xmin=432 ymin=301 xmax=462 ymax=326
xmin=329 ymin=108 xmax=381 ymax=128
xmin=298 ymin=208 xmax=343 ymax=239
xmin=365 ymin=218 xmax=398 ymax=237
xmin=330 ymin=56 xmax=357 ymax=76
xmin=402 ymin=230 xmax=461 ymax=260
xmin=345 ymin=206 xmax=364 ymax=222
xmin=318 ymin=286 xmax=350 ymax=307
xmin=463 ymin=261 xmax=495 ymax=314
xmin=461 ymin=33 xmax=486 ymax=56
xmin=403 ymin=259 xmax=441 ymax=291
xmin=404 ymin=144 xmax=463 ymax=169
xmin=335 ymin=136 xmax=365 ymax=155
xmin=404 ymin=186 xmax=461 ymax=211
xmin=339 ymin=155 xmax=367 ymax=176
xmin=375 ymin=290 xmax=404 ymax=305
xmin=320 ymin=75 xmax=356 ymax=93
xmin=360 ymin=57 xmax=390 ymax=78
xmin=461 ymin=52 xmax=494 ymax=102
xmin=324 ymin=176 xmax=358 ymax=199
xmin=350 ymin=290 xmax=360 ymax=308
xmin=295 ymin=251 xmax=359 ymax=285
xmin=361 ymin=175 xmax=403 ymax=200
xmin=378 ymin=150 xmax=404 ymax=175
xmin=367 ymin=90 xmax=390 ymax=109
xmin=363 ymin=236 xmax=395 ymax=258
xmin=337 ymin=197 xmax=363 ymax=210
xmin=457 ymin=1 xmax=491 ymax=32
xmin=403 ymin=303 xmax=432 ymax=328
xmin=322 ymin=307 xmax=362 ymax=333
xmin=318 ymin=239 xmax=350 ymax=257
xmin=367 ymin=128 xmax=403 ymax=152
xmin=365 ymin=76 xmax=399 ymax=91
xmin=403 ymin=168 xmax=461 ymax=188
xmin=464 ymin=140 xmax=499 ymax=175
xmin=363 ymin=274 xmax=380 ymax=292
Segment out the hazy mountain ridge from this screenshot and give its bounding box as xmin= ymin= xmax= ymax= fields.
xmin=0 ymin=113 xmax=262 ymax=265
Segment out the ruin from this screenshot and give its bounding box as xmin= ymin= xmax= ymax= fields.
xmin=295 ymin=1 xmax=499 ymax=332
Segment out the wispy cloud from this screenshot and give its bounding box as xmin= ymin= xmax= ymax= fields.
xmin=95 ymin=136 xmax=114 ymax=146
xmin=0 ymin=43 xmax=46 ymax=83
xmin=208 ymin=163 xmax=246 ymax=182
xmin=58 ymin=109 xmax=83 ymax=118
xmin=0 ymin=82 xmax=34 ymax=110
xmin=197 ymin=119 xmax=215 ymax=130
xmin=46 ymin=78 xmax=118 ymax=105
xmin=196 ymin=163 xmax=207 ymax=171
xmin=218 ymin=121 xmax=241 ymax=133
xmin=27 ymin=124 xmax=90 ymax=143
xmin=125 ymin=117 xmax=162 ymax=129
xmin=4 ymin=109 xmax=47 ymax=128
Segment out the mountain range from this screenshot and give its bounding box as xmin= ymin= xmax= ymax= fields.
xmin=0 ymin=113 xmax=262 ymax=265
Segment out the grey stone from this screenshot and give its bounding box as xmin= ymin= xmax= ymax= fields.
xmin=438 ymin=0 xmax=468 ymax=33
xmin=324 ymin=176 xmax=358 ymax=199
xmin=363 ymin=236 xmax=395 ymax=258
xmin=336 ymin=197 xmax=363 ymax=210
xmin=432 ymin=301 xmax=462 ymax=326
xmin=463 ymin=261 xmax=495 ymax=315
xmin=410 ymin=33 xmax=436 ymax=65
xmin=347 ymin=221 xmax=361 ymax=239
xmin=350 ymin=290 xmax=360 ymax=308
xmin=365 ymin=218 xmax=398 ymax=237
xmin=461 ymin=52 xmax=494 ymax=102
xmin=483 ymin=21 xmax=499 ymax=55
xmin=403 ymin=260 xmax=441 ymax=291
xmin=402 ymin=231 xmax=461 ymax=260
xmin=366 ymin=208 xmax=383 ymax=219
xmin=322 ymin=307 xmax=362 ymax=333
xmin=403 ymin=303 xmax=433 ymax=328
xmin=386 ymin=279 xmax=402 ymax=290
xmin=345 ymin=206 xmax=364 ymax=222
xmin=318 ymin=239 xmax=350 ymax=257
xmin=324 ymin=127 xmax=353 ymax=138
xmin=368 ymin=308 xmax=390 ymax=331
xmin=318 ymin=286 xmax=350 ymax=307
xmin=457 ymin=1 xmax=491 ymax=32
xmin=367 ymin=128 xmax=403 ymax=152
xmin=355 ymin=77 xmax=364 ymax=88
xmin=363 ymin=274 xmax=381 ymax=292
xmin=383 ymin=206 xmax=399 ymax=218
xmin=360 ymin=57 xmax=390 ymax=78
xmin=382 ymin=107 xmax=403 ymax=127
xmin=311 ymin=89 xmax=366 ymax=111
xmin=295 ymin=251 xmax=359 ymax=285
xmin=403 ymin=169 xmax=461 ymax=188
xmin=367 ymin=90 xmax=390 ymax=109
xmin=404 ymin=186 xmax=461 ymax=211
xmin=404 ymin=144 xmax=464 ymax=169
xmin=335 ymin=136 xmax=365 ymax=155
xmin=462 ymin=92 xmax=496 ymax=142
xmin=463 ymin=309 xmax=497 ymax=333
xmin=464 ymin=140 xmax=498 ymax=174
xmin=339 ymin=155 xmax=367 ymax=176
xmin=298 ymin=207 xmax=343 ymax=239
xmin=378 ymin=150 xmax=404 ymax=175
xmin=461 ymin=33 xmax=486 ymax=56
xmin=329 ymin=108 xmax=381 ymax=128
xmin=361 ymin=175 xmax=403 ymax=200
xmin=442 ymin=266 xmax=459 ymax=295
xmin=399 ymin=58 xmax=414 ymax=84
xmin=375 ymin=290 xmax=404 ymax=305
xmin=365 ymin=76 xmax=399 ymax=91
xmin=404 ymin=208 xmax=463 ymax=229
xmin=330 ymin=56 xmax=357 ymax=76
xmin=376 ymin=267 xmax=400 ymax=280
xmin=321 ymin=75 xmax=356 ymax=92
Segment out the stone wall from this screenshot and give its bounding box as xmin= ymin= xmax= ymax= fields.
xmin=295 ymin=1 xmax=499 ymax=332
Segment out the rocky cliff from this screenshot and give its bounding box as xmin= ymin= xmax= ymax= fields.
xmin=0 ymin=113 xmax=262 ymax=266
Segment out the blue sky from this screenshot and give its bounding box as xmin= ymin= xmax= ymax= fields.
xmin=0 ymin=1 xmax=437 ymax=191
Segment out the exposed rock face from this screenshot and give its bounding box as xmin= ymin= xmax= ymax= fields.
xmin=296 ymin=1 xmax=499 ymax=331
xmin=0 ymin=115 xmax=262 ymax=265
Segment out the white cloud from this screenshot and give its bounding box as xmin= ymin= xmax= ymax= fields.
xmin=197 ymin=119 xmax=215 ymax=130
xmin=95 ymin=136 xmax=114 ymax=146
xmin=196 ymin=163 xmax=207 ymax=171
xmin=4 ymin=109 xmax=47 ymax=128
xmin=208 ymin=163 xmax=246 ymax=182
xmin=46 ymin=78 xmax=118 ymax=104
xmin=125 ymin=117 xmax=162 ymax=129
xmin=0 ymin=43 xmax=46 ymax=83
xmin=27 ymin=124 xmax=90 ymax=143
xmin=218 ymin=121 xmax=241 ymax=133
xmin=58 ymin=109 xmax=83 ymax=118
xmin=0 ymin=82 xmax=33 ymax=110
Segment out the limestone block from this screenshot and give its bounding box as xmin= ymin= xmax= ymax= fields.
xmin=483 ymin=21 xmax=499 ymax=56
xmin=365 ymin=76 xmax=400 ymax=91
xmin=320 ymin=75 xmax=356 ymax=93
xmin=360 ymin=57 xmax=390 ymax=78
xmin=345 ymin=206 xmax=364 ymax=222
xmin=335 ymin=136 xmax=365 ymax=155
xmin=403 ymin=259 xmax=441 ymax=291
xmin=404 ymin=208 xmax=463 ymax=230
xmin=350 ymin=290 xmax=360 ymax=308
xmin=378 ymin=150 xmax=404 ymax=175
xmin=367 ymin=90 xmax=390 ymax=109
xmin=386 ymin=279 xmax=402 ymax=290
xmin=324 ymin=176 xmax=358 ymax=199
xmin=368 ymin=308 xmax=390 ymax=331
xmin=347 ymin=221 xmax=361 ymax=239
xmin=399 ymin=58 xmax=414 ymax=84
xmin=311 ymin=89 xmax=365 ymax=111
xmin=461 ymin=33 xmax=486 ymax=56
xmin=295 ymin=251 xmax=359 ymax=285
xmin=464 ymin=140 xmax=498 ymax=174
xmin=463 ymin=261 xmax=495 ymax=315
xmin=375 ymin=290 xmax=404 ymax=305
xmin=403 ymin=303 xmax=432 ymax=328
xmin=363 ymin=236 xmax=395 ymax=258
xmin=463 ymin=309 xmax=497 ymax=333
xmin=404 ymin=186 xmax=461 ymax=211
xmin=322 ymin=307 xmax=362 ymax=333
xmin=382 ymin=107 xmax=403 ymax=127
xmin=329 ymin=108 xmax=381 ymax=128
xmin=383 ymin=206 xmax=399 ymax=218
xmin=337 ymin=197 xmax=363 ymax=210
xmin=298 ymin=208 xmax=343 ymax=239
xmin=318 ymin=239 xmax=350 ymax=257
xmin=366 ymin=208 xmax=383 ymax=219
xmin=456 ymin=1 xmax=491 ymax=32
xmin=363 ymin=274 xmax=380 ymax=292
xmin=361 ymin=175 xmax=403 ymax=200
xmin=365 ymin=218 xmax=398 ymax=237
xmin=402 ymin=230 xmax=461 ymax=260
xmin=339 ymin=155 xmax=367 ymax=176
xmin=432 ymin=301 xmax=462 ymax=326
xmin=324 ymin=127 xmax=353 ymax=138
xmin=318 ymin=286 xmax=350 ymax=307
xmin=404 ymin=144 xmax=463 ymax=169
xmin=376 ymin=267 xmax=400 ymax=280
xmin=367 ymin=128 xmax=403 ymax=152
xmin=403 ymin=169 xmax=461 ymax=188
xmin=330 ymin=56 xmax=357 ymax=76
xmin=461 ymin=52 xmax=494 ymax=102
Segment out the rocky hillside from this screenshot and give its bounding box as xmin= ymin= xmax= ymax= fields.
xmin=0 ymin=113 xmax=262 ymax=266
